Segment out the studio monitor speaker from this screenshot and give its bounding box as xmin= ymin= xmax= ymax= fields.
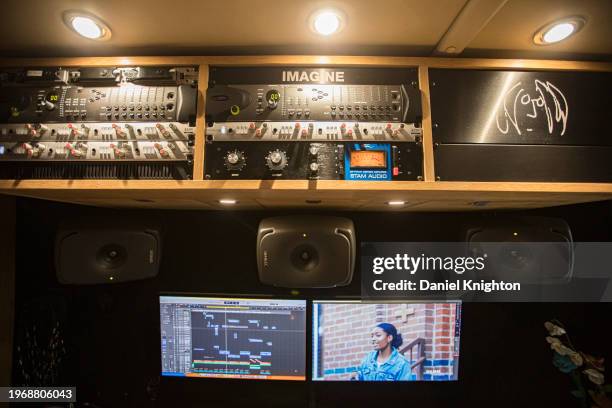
xmin=257 ymin=216 xmax=356 ymax=288
xmin=55 ymin=223 xmax=161 ymax=285
xmin=466 ymin=216 xmax=573 ymax=283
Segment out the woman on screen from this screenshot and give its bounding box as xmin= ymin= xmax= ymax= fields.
xmin=353 ymin=323 xmax=412 ymax=381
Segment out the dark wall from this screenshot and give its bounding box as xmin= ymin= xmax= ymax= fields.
xmin=12 ymin=198 xmax=612 ymax=408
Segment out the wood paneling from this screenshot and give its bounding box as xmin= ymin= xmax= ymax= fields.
xmin=418 ymin=65 xmax=435 ymax=182
xmin=192 ymin=65 xmax=209 ymax=180
xmin=0 ymin=56 xmax=611 ymax=71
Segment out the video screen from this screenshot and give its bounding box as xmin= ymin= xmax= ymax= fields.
xmin=160 ymin=296 xmax=306 ymax=380
xmin=312 ymin=301 xmax=461 ymax=381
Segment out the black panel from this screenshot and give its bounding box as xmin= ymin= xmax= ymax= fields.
xmin=205 ymin=141 xmax=422 ymax=180
xmin=434 ymin=144 xmax=612 ymax=182
xmin=429 ymin=69 xmax=612 ymax=146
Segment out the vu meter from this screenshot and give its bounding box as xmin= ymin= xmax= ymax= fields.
xmin=349 ymin=150 xmax=387 ymax=168
xmin=345 ymin=144 xmax=394 ymax=180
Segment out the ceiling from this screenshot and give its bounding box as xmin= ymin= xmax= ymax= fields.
xmin=1 ymin=0 xmax=611 ymax=60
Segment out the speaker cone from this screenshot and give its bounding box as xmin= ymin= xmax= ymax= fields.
xmin=96 ymin=244 xmax=128 ymax=270
xmin=290 ymin=244 xmax=320 ymax=272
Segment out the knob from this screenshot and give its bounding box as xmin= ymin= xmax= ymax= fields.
xmin=154 ymin=143 xmax=169 ymax=158
xmin=266 ymin=90 xmax=280 ymax=109
xmin=227 ymin=152 xmax=240 ymax=165
xmin=309 ymin=162 xmax=319 ymax=172
xmin=68 ymin=124 xmax=83 ymax=137
xmin=36 ymin=143 xmax=46 ymax=154
xmin=112 ymin=124 xmax=127 ymax=138
xmin=43 ymin=100 xmax=55 ymax=111
xmin=22 ymin=143 xmax=33 ymax=157
xmin=265 ymin=149 xmax=288 ymax=171
xmin=25 ymin=124 xmax=37 ymax=137
xmin=224 ymin=150 xmax=246 ymax=171
xmin=69 ymin=148 xmax=82 ymax=158
xmin=309 ymin=145 xmax=319 ymax=155
xmin=269 ymin=151 xmax=282 ymax=165
xmin=110 ymin=144 xmax=125 ymax=158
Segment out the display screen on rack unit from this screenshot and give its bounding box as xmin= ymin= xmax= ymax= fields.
xmin=312 ymin=301 xmax=462 ymax=381
xmin=160 ymin=296 xmax=307 ymax=381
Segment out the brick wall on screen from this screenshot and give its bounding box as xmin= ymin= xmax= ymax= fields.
xmin=320 ymin=303 xmax=458 ymax=380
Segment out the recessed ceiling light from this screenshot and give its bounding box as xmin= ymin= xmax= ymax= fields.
xmin=219 ymin=199 xmax=238 ymax=205
xmin=533 ymin=16 xmax=585 ymax=45
xmin=63 ymin=11 xmax=112 ymax=41
xmin=310 ymin=9 xmax=345 ymax=36
xmin=387 ymin=201 xmax=406 ymax=206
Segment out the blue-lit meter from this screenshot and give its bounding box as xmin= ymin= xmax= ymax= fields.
xmin=344 ymin=143 xmax=393 ymax=181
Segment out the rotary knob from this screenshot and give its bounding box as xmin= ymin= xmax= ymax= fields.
xmin=224 ymin=150 xmax=246 ymax=171
xmin=309 ymin=162 xmax=319 ymax=172
xmin=38 ymin=100 xmax=55 ymax=111
xmin=266 ymin=90 xmax=280 ymax=110
xmin=265 ymin=149 xmax=288 ymax=171
xmin=227 ymin=152 xmax=240 ymax=165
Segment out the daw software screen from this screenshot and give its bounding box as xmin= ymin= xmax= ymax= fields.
xmin=160 ymin=296 xmax=307 ymax=380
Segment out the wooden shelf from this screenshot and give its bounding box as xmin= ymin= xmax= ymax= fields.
xmin=1 ymin=55 xmax=611 ymax=210
xmin=2 ymin=180 xmax=611 ymax=211
xmin=1 ymin=56 xmax=612 ymax=72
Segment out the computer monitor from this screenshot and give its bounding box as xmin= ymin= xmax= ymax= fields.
xmin=312 ymin=301 xmax=462 ymax=381
xmin=160 ymin=296 xmax=307 ymax=380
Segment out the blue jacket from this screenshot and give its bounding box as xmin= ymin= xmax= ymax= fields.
xmin=356 ymin=348 xmax=413 ymax=381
